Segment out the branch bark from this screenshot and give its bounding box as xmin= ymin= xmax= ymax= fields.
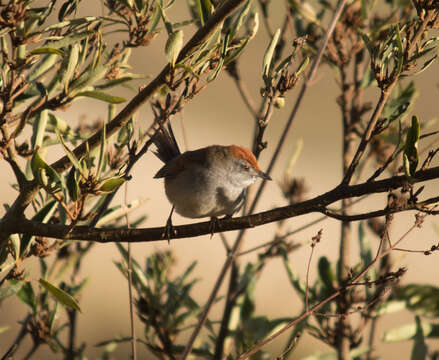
xmin=4 ymin=166 xmax=439 ymax=242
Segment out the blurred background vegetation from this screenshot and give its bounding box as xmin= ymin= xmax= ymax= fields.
xmin=0 ymin=0 xmax=438 ymax=359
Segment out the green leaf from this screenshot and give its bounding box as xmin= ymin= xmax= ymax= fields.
xmin=411 ymin=316 xmax=428 ymax=360
xmin=282 ymin=253 xmax=306 ymax=297
xmin=288 ymin=0 xmax=320 ymax=26
xmin=31 ymin=47 xmax=65 ymax=57
xmin=195 ymin=0 xmax=214 ymax=26
xmin=262 ymin=28 xmax=281 ymax=79
xmin=360 ymin=66 xmax=377 ymax=88
xmin=99 ymin=176 xmax=125 ymax=193
xmin=9 ymin=234 xmax=20 ymax=261
xmin=383 ymin=321 xmax=439 ymax=342
xmin=47 ymin=113 xmax=77 ymax=141
xmin=223 ymin=38 xmax=249 ymax=66
xmin=404 ymin=115 xmax=420 ymax=177
xmin=207 ymin=32 xmax=229 ymax=81
xmin=146 ymin=2 xmax=161 ymax=35
xmin=49 ymin=302 xmax=59 ymax=333
xmin=374 ymin=300 xmax=406 ymax=316
xmin=318 ymin=256 xmax=335 ymax=292
xmin=31 ymin=110 xmax=49 ymax=150
xmin=302 ymin=347 xmax=370 ymax=360
xmin=165 ymin=30 xmax=184 ymax=67
xmin=359 ymin=30 xmax=374 ymax=59
xmin=55 ymin=128 xmax=86 ymax=178
xmin=42 ymin=17 xmax=99 ymax=32
xmin=75 ymin=90 xmax=126 ymax=104
xmin=59 ymin=43 xmax=80 ymax=93
xmin=414 ymin=54 xmax=438 ymax=75
xmin=296 ymin=56 xmax=309 ymax=76
xmin=46 ymin=31 xmax=94 ymax=49
xmin=39 ymin=278 xmax=81 ymax=312
xmin=28 ymin=54 xmax=58 ymax=82
xmin=96 ymin=122 xmax=106 ymax=179
xmin=30 ymin=150 xmax=62 ymax=190
xmin=69 ymin=65 xmax=107 ymax=94
xmin=95 ymin=73 xmax=146 ymax=90
xmin=66 ymin=166 xmax=79 ymax=201
xmin=403 ymin=153 xmax=412 ymax=178
xmin=20 ymin=200 xmax=57 ymax=256
xmin=0 ymin=280 xmax=25 ymax=303
xmin=228 ymin=0 xmax=251 ymax=40
xmin=394 ymin=23 xmax=403 ymax=76
xmin=114 ymin=243 xmax=148 ymax=289
xmin=397 ymin=284 xmax=439 ymax=317
xmin=17 ymin=282 xmax=37 ymax=312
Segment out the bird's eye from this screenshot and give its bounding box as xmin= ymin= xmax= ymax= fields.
xmin=241 ymin=163 xmax=250 ymax=171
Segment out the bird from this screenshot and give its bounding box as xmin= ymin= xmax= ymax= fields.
xmin=151 ymin=122 xmax=271 ymax=239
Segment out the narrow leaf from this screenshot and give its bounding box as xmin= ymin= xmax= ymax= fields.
xmin=66 ymin=167 xmax=79 ymax=201
xmin=165 ymin=30 xmax=184 ymax=67
xmin=60 ymin=43 xmax=80 ymax=93
xmin=31 ymin=110 xmax=49 ymax=150
xmin=404 ymin=115 xmax=420 ymax=177
xmin=31 ymin=47 xmax=65 ymax=57
xmin=411 ymin=316 xmax=428 ymax=360
xmin=20 ymin=200 xmax=57 ymax=256
xmin=262 ymin=28 xmax=281 ymax=79
xmin=39 ymin=279 xmax=81 ymax=312
xmin=96 ymin=122 xmax=106 ymax=179
xmin=55 ymin=128 xmax=86 ymax=178
xmin=75 ymin=90 xmax=126 ymax=104
xmin=99 ymin=176 xmax=125 ymax=193
xmin=383 ymin=321 xmax=439 ymax=342
xmin=394 ymin=23 xmax=404 ymax=76
xmin=30 ymin=150 xmax=62 ymax=190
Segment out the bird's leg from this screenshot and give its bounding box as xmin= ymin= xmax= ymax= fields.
xmin=162 ymin=206 xmax=176 ymax=243
xmin=209 ymin=216 xmax=220 ymax=239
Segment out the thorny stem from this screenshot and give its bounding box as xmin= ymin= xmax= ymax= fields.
xmin=180 ymin=1 xmax=349 ymax=357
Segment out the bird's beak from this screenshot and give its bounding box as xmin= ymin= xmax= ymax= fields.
xmin=257 ymin=170 xmax=272 ymax=181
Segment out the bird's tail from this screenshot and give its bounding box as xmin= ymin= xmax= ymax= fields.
xmin=151 ymin=122 xmax=181 ymax=163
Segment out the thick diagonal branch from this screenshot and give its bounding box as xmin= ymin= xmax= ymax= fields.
xmin=4 ymin=166 xmax=439 ymax=242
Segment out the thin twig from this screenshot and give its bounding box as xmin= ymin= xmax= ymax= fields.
xmin=124 ymin=183 xmax=137 ymax=360
xmin=305 ymin=242 xmax=316 ymax=312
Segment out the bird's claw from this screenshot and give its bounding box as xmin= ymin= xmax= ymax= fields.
xmin=209 ymin=216 xmax=220 ymax=239
xmin=162 ymin=217 xmax=177 ymax=244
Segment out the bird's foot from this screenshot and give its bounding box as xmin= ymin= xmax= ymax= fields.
xmin=162 ymin=217 xmax=177 ymax=244
xmin=209 ymin=216 xmax=220 ymax=239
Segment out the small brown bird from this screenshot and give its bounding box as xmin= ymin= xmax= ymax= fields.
xmin=152 ymin=123 xmax=271 ymax=236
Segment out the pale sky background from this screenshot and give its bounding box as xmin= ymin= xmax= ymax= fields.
xmin=1 ymin=1 xmax=438 ymax=359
